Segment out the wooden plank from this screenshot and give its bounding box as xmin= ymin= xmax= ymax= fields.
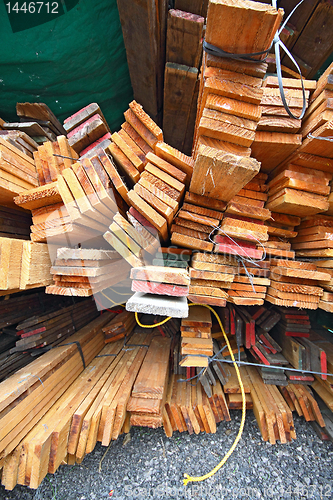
xmin=166 ymin=9 xmax=204 ymax=68
xmin=171 ymin=232 xmax=213 ymax=252
xmin=163 ymin=63 xmax=198 ymax=152
xmin=190 ymin=145 xmax=260 ymax=201
xmin=127 ymin=190 xmax=168 ymax=241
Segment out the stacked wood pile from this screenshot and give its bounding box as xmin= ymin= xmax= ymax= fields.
xmin=3 ymin=102 xmax=66 ymax=144
xmin=0 ymin=292 xmax=72 ymax=381
xmin=180 ymin=305 xmax=213 ymax=368
xmin=188 ymin=253 xmax=233 ymax=307
xmin=14 ymin=150 xmax=120 ymax=247
xmin=102 ymin=310 xmax=136 ymax=343
xmin=0 ymin=130 xmax=38 ymax=159
xmin=46 ymin=247 xmax=129 ymax=297
xmin=264 ymin=212 xmax=300 ymax=259
xmin=0 ymin=137 xmax=38 ymax=208
xmin=0 ymin=238 xmax=52 ymax=294
xmin=33 ymin=136 xmax=78 ymax=184
xmin=129 ymin=266 xmax=190 ymax=298
xmin=266 ymin=259 xmax=330 ymax=309
xmin=265 ymin=163 xmax=331 ymax=216
xmin=171 ymin=193 xmax=225 ymax=252
xmin=64 ymin=103 xmax=111 ymax=155
xmin=252 ymin=77 xmax=315 ymax=172
xmin=128 ymin=335 xmax=172 ymax=429
xmin=10 ymin=299 xmax=98 ymax=358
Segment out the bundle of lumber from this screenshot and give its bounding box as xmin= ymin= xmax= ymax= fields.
xmin=129 ymin=265 xmax=190 ymax=298
xmin=0 ymin=205 xmax=31 ymax=240
xmin=127 ymin=265 xmax=191 ymax=319
xmin=179 ymin=305 xmax=213 ymax=368
xmin=11 ymin=298 xmax=98 ymax=356
xmin=163 ymin=373 xmax=230 ymax=437
xmin=1 ymin=326 xmax=152 ymax=490
xmin=0 ymin=293 xmax=72 ymax=381
xmin=16 ymin=102 xmax=67 ymax=140
xmin=152 ymin=247 xmax=191 ymax=269
xmin=0 ymin=238 xmax=52 ymax=294
xmin=280 ymin=384 xmax=325 ymax=430
xmin=104 ymin=210 xmax=162 ymax=268
xmin=267 ymin=259 xmax=330 ymax=309
xmin=163 ymin=9 xmax=204 ymax=153
xmin=0 ymin=130 xmax=38 ymax=159
xmin=188 ymin=252 xmax=234 ymax=307
xmin=127 ymin=335 xmax=171 ymax=429
xmin=64 ymin=103 xmax=111 ymax=155
xmin=102 ymin=310 xmax=136 ymax=343
xmin=14 ymin=151 xmax=121 ymax=246
xmin=264 ymin=212 xmax=300 ymax=259
xmin=171 ymin=192 xmax=225 ymax=252
xmin=46 ymin=247 xmax=129 ymax=297
xmin=0 ymin=137 xmax=38 ymax=207
xmin=33 ymin=136 xmax=79 ymax=185
xmin=293 ymin=215 xmax=333 ymax=260
xmin=252 ymin=77 xmax=314 ymax=172
xmin=265 ymin=166 xmax=331 ymax=216
xmin=244 ymin=365 xmax=296 ymax=444
xmin=127 ymin=150 xmax=187 ymax=242
xmin=187 ymin=0 xmax=283 ymax=200
xmin=0 ymin=311 xmax=113 ymax=484
xmin=301 ymin=62 xmax=333 ymax=140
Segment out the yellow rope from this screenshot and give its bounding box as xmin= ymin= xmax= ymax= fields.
xmin=133 ymin=302 xmax=247 ymax=486
xmin=135 ymin=311 xmax=172 ymax=327
xmin=99 ymin=291 xmax=126 ymax=307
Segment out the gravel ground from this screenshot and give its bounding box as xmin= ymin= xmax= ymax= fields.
xmin=1 ymin=412 xmax=332 ymax=500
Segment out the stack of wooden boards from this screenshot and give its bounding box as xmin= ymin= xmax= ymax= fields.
xmin=264 ymin=212 xmax=300 ymax=259
xmin=265 ymin=163 xmax=331 ymax=216
xmin=163 ymin=9 xmax=204 ymax=154
xmin=0 ymin=238 xmax=52 ymax=294
xmin=171 ymin=192 xmax=224 ymax=252
xmin=0 ymin=130 xmax=38 ymax=159
xmin=187 ymin=0 xmax=284 ymax=201
xmin=64 ymin=103 xmax=111 ymax=155
xmin=33 ymin=135 xmax=78 ymax=185
xmin=180 ymin=305 xmax=213 ymax=368
xmin=11 ymin=299 xmax=98 ymax=356
xmin=0 ymin=137 xmax=38 ymax=208
xmin=0 ymin=311 xmax=117 ymax=490
xmin=127 ymin=335 xmax=172 ymax=429
xmin=129 ymin=265 xmax=190 ymax=298
xmin=188 ymin=252 xmax=234 ymax=307
xmin=252 ymin=76 xmax=314 ymax=172
xmin=0 ymin=292 xmax=71 ymax=381
xmin=102 ymin=310 xmax=136 ymax=343
xmin=267 ymin=259 xmax=330 ymax=309
xmin=3 ymin=102 xmax=66 ymax=144
xmin=14 ymin=149 xmax=120 ymax=246
xmin=46 ymin=247 xmax=130 ymax=297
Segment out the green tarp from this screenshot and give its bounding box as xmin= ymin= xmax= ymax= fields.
xmin=0 ymin=0 xmax=133 ymax=131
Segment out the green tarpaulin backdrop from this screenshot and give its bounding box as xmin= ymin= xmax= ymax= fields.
xmin=0 ymin=0 xmax=133 ymax=131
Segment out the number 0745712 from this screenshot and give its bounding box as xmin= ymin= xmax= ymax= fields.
xmin=6 ymin=2 xmax=59 ymax=14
